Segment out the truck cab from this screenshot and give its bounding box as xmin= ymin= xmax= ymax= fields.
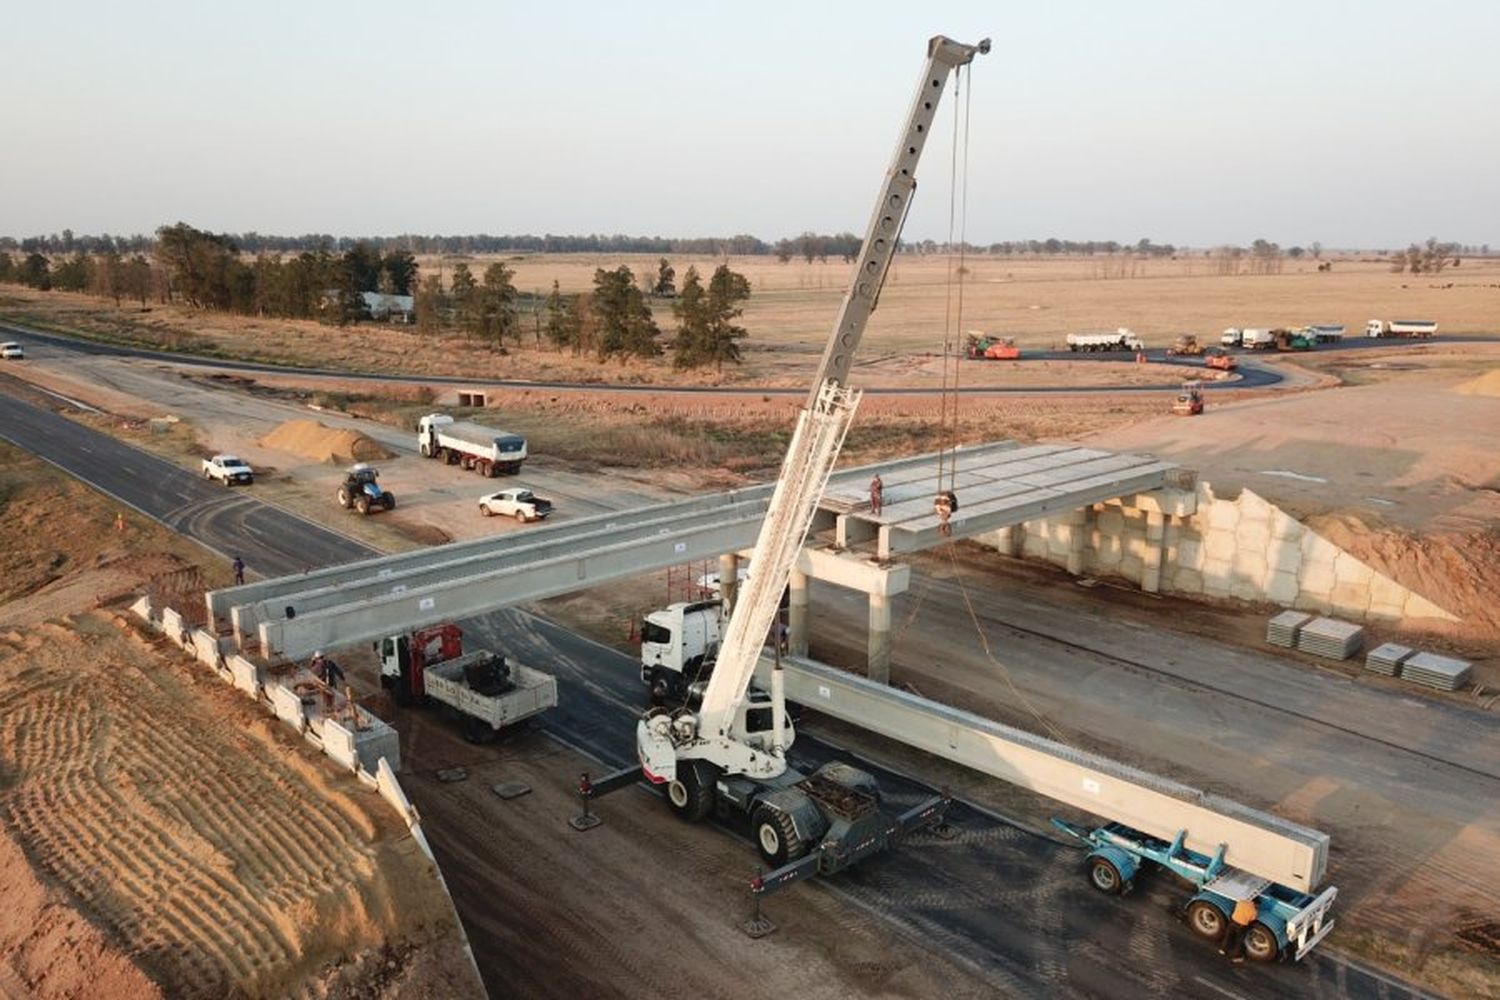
xmin=640 ymin=600 xmax=724 ymax=702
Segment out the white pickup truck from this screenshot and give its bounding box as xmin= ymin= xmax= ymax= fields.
xmin=201 ymin=454 xmax=254 ymax=486
xmin=479 ymin=487 xmax=554 ymax=522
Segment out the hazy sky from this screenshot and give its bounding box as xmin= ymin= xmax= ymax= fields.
xmin=3 ymin=1 xmax=1495 ymax=247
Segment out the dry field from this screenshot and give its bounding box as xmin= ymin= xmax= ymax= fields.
xmin=4 ymin=254 xmax=1496 ymax=389
xmin=0 ymin=445 xmax=481 ymax=999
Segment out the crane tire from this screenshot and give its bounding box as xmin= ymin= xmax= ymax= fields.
xmin=751 ymin=805 xmax=805 ymax=867
xmin=666 ymin=760 xmax=714 ymax=823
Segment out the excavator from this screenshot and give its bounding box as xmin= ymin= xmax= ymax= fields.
xmin=629 ymin=35 xmax=989 ymax=887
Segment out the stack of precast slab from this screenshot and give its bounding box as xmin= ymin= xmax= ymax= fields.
xmin=1267 ymin=611 xmax=1312 ymax=648
xmin=1296 ymin=617 xmax=1365 ymax=661
xmin=1400 ymin=652 xmax=1473 ymax=692
xmin=1364 ymin=642 xmax=1414 ymax=677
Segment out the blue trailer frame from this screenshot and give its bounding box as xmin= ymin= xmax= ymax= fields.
xmin=1053 ymin=818 xmax=1338 ymax=962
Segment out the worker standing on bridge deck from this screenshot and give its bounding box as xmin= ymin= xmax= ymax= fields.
xmin=869 ymin=474 xmax=883 ymax=516
xmin=1220 ymin=897 xmax=1257 ymax=963
xmin=934 ymin=490 xmax=958 ymax=537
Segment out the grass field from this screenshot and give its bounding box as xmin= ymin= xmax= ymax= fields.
xmin=4 ymin=253 xmax=1496 ymax=387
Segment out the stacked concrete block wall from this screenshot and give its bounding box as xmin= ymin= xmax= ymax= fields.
xmin=990 ymin=482 xmax=1456 ymax=626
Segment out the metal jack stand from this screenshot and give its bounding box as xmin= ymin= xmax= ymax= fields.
xmin=568 ymin=772 xmax=602 ymax=831
xmin=567 ymin=764 xmax=642 ymax=832
xmin=743 ymin=868 xmax=777 ymax=938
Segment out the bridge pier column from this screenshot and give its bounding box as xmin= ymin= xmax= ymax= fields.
xmin=867 ymin=593 xmax=892 ymax=685
xmin=718 ymin=552 xmax=739 ymax=611
xmin=1141 ymin=511 xmax=1166 ymax=593
xmin=1065 ymin=507 xmax=1093 ymax=576
xmin=788 ymin=570 xmax=810 ymax=656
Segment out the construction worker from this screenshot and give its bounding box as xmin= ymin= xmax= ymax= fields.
xmin=309 ymin=650 xmax=347 ymax=712
xmin=934 ymin=490 xmax=958 ymax=537
xmin=869 ymin=474 xmax=884 ymax=516
xmin=232 ymin=556 xmax=245 ymax=586
xmin=1219 ymin=897 xmax=1258 ymax=963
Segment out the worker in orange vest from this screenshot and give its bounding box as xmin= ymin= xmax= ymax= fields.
xmin=1219 ymin=897 xmax=1258 ymax=963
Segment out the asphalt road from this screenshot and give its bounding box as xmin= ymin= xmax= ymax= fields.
xmin=0 ymin=381 xmax=1434 ymax=999
xmin=2 ymin=320 xmax=1284 ymax=393
xmin=0 ymin=381 xmax=372 ymax=576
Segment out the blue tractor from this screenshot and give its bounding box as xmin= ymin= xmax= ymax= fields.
xmin=336 ymin=463 xmax=396 ymax=515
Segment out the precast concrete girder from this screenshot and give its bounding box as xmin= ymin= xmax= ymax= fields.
xmin=258 ymin=512 xmax=770 ymax=659
xmin=758 ymin=654 xmax=1329 ymax=893
xmin=878 ymin=464 xmax=1177 ymax=559
xmin=232 ymin=498 xmax=773 ymax=643
xmin=207 ymin=486 xmax=776 ymax=624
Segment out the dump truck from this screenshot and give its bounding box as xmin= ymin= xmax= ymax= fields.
xmin=377 ymin=623 xmax=557 ymax=742
xmin=1240 ymin=328 xmax=1276 ymax=350
xmin=1066 ymin=329 xmax=1144 ymax=353
xmin=1166 ymin=334 xmax=1204 ymax=357
xmin=1365 ymin=319 xmax=1437 ymax=339
xmin=417 ymin=413 xmax=527 ymax=476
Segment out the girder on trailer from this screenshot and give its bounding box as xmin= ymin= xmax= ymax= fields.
xmin=761 ymin=654 xmax=1330 ymax=894
xmin=1053 ymin=819 xmax=1338 ymax=961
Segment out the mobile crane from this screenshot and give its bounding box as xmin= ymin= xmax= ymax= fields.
xmin=633 ymin=35 xmax=989 ymax=888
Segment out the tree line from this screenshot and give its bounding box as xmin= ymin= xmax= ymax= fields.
xmin=0 ymin=226 xmax=752 ymax=371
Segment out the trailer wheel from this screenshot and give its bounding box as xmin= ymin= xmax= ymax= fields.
xmin=1186 ymin=900 xmax=1226 ymax=941
xmin=751 ymin=805 xmax=806 ymax=867
xmin=666 ymin=760 xmax=714 ymax=822
xmin=484 ymin=461 xmax=497 ymax=478
xmin=1243 ymin=923 xmax=1280 ymax=962
xmin=1088 ymin=856 xmax=1124 ymax=894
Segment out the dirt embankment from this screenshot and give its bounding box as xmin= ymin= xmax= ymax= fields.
xmin=0 ymin=615 xmax=476 ymax=998
xmin=260 ymin=418 xmax=394 ymax=465
xmin=0 ymin=444 xmax=480 ymax=999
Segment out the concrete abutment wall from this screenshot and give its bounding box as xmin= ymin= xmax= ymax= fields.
xmin=983 ymin=481 xmax=1457 ymax=626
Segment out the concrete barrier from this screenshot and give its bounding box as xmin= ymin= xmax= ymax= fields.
xmin=228 ymin=655 xmax=262 ymax=698
xmin=269 ymin=683 xmax=307 ymax=731
xmin=161 ymin=606 xmax=189 ymax=647
xmin=322 ymin=719 xmax=360 ymax=772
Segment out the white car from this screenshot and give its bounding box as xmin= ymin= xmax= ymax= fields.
xmin=479 ymin=488 xmax=554 ymax=522
xmin=201 ymin=454 xmax=255 ymax=486
xmin=0 ymin=342 xmax=24 ymax=360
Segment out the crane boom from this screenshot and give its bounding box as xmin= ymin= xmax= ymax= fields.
xmin=639 ymin=34 xmax=989 ymax=783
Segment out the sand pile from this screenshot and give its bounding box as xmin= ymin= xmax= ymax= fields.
xmin=259 ymin=418 xmax=394 ymax=464
xmin=1454 ymin=369 xmax=1500 ymax=398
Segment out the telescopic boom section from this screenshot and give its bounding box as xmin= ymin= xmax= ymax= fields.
xmin=806 ymin=34 xmax=990 ymax=406
xmin=693 ymin=35 xmax=990 ymax=744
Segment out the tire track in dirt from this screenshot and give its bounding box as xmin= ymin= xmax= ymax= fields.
xmin=0 ymin=615 xmax=410 ymax=996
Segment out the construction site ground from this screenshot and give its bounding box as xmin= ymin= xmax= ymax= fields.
xmin=0 ymin=446 xmax=482 ymax=999
xmin=1 ymin=327 xmax=1498 ymax=996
